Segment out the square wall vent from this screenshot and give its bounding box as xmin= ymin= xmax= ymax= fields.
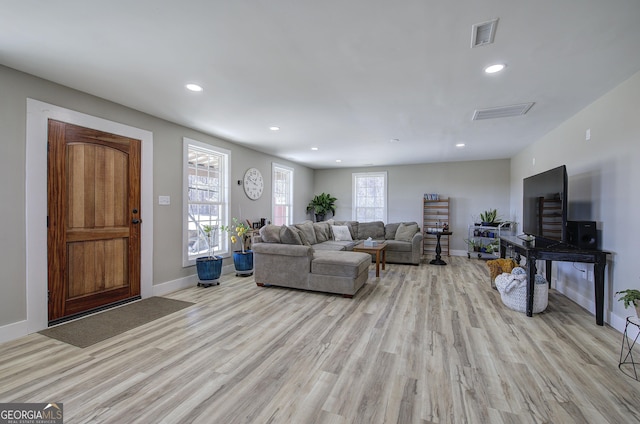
xmin=472 ymin=103 xmax=534 ymax=120
xmin=471 ymin=18 xmax=499 ymax=48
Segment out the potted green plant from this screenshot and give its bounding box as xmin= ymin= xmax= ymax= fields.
xmin=306 ymin=193 xmax=337 ymax=222
xmin=221 ymin=218 xmax=253 ymax=276
xmin=616 ymin=289 xmax=640 ymax=317
xmin=196 ymin=224 xmax=222 ymax=286
xmin=480 ymin=209 xmax=500 ymax=227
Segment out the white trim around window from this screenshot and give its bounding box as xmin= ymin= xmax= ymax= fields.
xmin=272 ymin=163 xmax=294 ymax=226
xmin=182 ymin=138 xmax=231 ymax=267
xmin=352 ymin=171 xmax=388 ymax=222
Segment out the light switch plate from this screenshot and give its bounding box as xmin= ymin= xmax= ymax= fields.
xmin=158 ymin=195 xmax=170 ymax=206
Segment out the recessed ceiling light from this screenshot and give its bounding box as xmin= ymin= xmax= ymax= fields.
xmin=311 ymin=147 xmax=318 ymax=151
xmin=456 ymin=143 xmax=466 ymax=148
xmin=336 ymin=159 xmax=342 ymax=163
xmin=185 ymin=83 xmax=203 ymax=92
xmin=269 ymin=126 xmax=280 ymax=131
xmin=484 ymin=64 xmax=505 ymax=74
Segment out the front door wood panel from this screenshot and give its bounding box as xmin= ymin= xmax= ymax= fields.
xmin=48 ymin=120 xmax=141 ymax=322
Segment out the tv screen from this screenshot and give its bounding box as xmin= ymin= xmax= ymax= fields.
xmin=522 ymin=165 xmax=568 ymax=242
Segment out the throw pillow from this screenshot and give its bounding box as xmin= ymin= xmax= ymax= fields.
xmin=313 ymin=222 xmax=331 ymax=243
xmin=295 ymin=228 xmax=312 ymax=246
xmin=332 ymin=221 xmax=358 ymax=240
xmin=259 ymin=224 xmax=282 ymax=243
xmin=395 ymin=223 xmax=419 ymax=242
xmin=280 ymin=225 xmax=303 ymax=245
xmin=331 ymin=225 xmax=353 ymax=241
xmin=295 ymin=221 xmax=317 ymax=245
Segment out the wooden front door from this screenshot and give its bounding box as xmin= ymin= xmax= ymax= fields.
xmin=47 ymin=120 xmax=142 ymax=322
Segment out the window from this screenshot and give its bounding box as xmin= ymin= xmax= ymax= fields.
xmin=183 ymin=138 xmax=230 ymax=266
xmin=272 ymin=163 xmax=294 ymax=225
xmin=352 ymin=172 xmax=387 ymax=222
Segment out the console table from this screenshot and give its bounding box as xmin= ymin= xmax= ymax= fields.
xmin=499 ymin=235 xmax=609 ymax=326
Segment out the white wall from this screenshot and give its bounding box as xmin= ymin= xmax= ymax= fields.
xmin=510 ymin=70 xmax=640 ymax=331
xmin=0 ymin=65 xmax=314 ymax=341
xmin=313 ymin=159 xmax=512 ymax=254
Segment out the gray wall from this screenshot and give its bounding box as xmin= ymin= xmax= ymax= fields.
xmin=313 ymin=159 xmax=512 ymax=253
xmin=510 ymin=70 xmax=640 ymax=331
xmin=0 ymin=65 xmax=313 ymax=329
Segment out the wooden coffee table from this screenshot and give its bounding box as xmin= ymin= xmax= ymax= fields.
xmin=353 ymin=242 xmax=387 ymax=277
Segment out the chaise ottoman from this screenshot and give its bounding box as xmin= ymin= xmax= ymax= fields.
xmin=308 ymin=251 xmax=371 ymax=297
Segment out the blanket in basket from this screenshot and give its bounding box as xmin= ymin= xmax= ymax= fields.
xmin=495 ymin=267 xmax=548 ymax=313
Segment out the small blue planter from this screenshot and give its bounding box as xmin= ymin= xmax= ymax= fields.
xmin=233 ymin=250 xmax=253 ymax=276
xmin=196 ymin=256 xmax=223 ymax=286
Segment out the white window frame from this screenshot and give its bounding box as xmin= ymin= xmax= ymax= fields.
xmin=352 ymin=171 xmax=388 ymax=222
xmin=272 ymin=162 xmax=294 ymax=226
xmin=182 ymin=137 xmax=230 ymax=267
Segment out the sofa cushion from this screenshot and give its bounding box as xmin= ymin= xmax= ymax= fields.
xmin=280 ymin=225 xmax=303 ymax=245
xmin=385 ymin=223 xmax=401 ymax=240
xmin=312 ymin=240 xmax=356 ymax=251
xmin=384 ymin=239 xmax=413 ymax=252
xmin=357 ymin=221 xmax=385 ymax=240
xmin=313 ymin=222 xmax=332 ymax=243
xmin=331 ymin=225 xmax=353 ymax=241
xmin=395 ymin=223 xmax=419 ymax=242
xmin=295 ymin=221 xmax=317 ymax=245
xmin=259 ymin=224 xmax=282 ymax=243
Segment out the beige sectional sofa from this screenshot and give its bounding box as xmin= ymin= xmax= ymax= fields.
xmin=251 ymin=220 xmax=422 ymax=297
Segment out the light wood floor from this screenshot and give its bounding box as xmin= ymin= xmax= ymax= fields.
xmin=2 ymin=256 xmax=640 ymax=423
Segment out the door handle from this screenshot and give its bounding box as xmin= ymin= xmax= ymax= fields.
xmin=132 ymin=219 xmax=142 ymax=224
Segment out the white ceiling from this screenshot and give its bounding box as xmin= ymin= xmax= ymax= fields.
xmin=2 ymin=0 xmax=640 ymax=169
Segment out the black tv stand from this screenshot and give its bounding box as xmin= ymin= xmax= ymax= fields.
xmin=499 ymin=235 xmax=610 ymax=326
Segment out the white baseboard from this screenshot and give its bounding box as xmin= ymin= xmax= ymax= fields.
xmin=152 ymin=275 xmax=198 ymax=297
xmin=0 ymin=320 xmax=29 ymax=344
xmin=152 ymin=265 xmax=237 ymax=296
xmin=554 ymin=278 xmax=626 ymax=333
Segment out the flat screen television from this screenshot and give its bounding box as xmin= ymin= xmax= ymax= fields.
xmin=522 ymin=165 xmax=568 ymax=242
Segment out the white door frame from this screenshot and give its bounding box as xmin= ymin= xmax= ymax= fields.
xmin=25 ymin=99 xmax=153 ymax=334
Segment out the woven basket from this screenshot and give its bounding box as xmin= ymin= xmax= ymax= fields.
xmin=495 ymin=268 xmax=548 ymax=313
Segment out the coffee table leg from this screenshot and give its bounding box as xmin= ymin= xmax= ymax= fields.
xmin=375 ymin=251 xmax=380 ymax=277
xmin=382 ymin=249 xmax=386 ymax=270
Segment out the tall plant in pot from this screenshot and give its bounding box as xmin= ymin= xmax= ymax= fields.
xmin=306 ymin=193 xmax=337 ymax=222
xmin=222 ymin=218 xmax=253 ymax=276
xmin=196 ymin=224 xmax=222 ymax=287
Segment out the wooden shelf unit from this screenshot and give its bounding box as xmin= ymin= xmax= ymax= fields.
xmin=423 ymin=198 xmax=450 ymax=256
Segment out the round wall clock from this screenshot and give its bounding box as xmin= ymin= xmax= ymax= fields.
xmin=243 ymin=167 xmax=264 ymax=200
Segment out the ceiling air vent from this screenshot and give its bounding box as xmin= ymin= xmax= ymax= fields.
xmin=471 ymin=18 xmax=499 ymax=48
xmin=472 ymin=102 xmax=534 ymax=120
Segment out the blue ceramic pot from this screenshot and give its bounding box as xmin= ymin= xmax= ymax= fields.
xmin=233 ymin=250 xmax=253 ymax=276
xmin=196 ymin=256 xmax=223 ymax=282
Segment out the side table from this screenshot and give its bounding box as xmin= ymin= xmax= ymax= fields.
xmin=426 ymin=231 xmax=452 ymax=265
xmin=619 ymin=316 xmax=640 ymax=380
xmin=353 ymin=242 xmax=387 ymax=277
